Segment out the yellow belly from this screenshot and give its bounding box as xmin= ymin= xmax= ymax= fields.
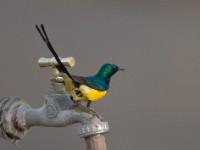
xmin=79 ymin=85 xmax=107 ymax=101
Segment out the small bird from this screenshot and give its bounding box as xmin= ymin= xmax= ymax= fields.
xmin=36 ymin=24 xmax=124 ymax=107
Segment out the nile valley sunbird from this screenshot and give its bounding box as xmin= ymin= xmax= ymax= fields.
xmin=36 ymin=24 xmax=124 ymax=107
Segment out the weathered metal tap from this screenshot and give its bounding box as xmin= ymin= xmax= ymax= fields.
xmin=0 ymin=57 xmax=109 ymax=150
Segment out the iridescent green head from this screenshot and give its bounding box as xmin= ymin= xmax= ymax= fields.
xmin=96 ymin=63 xmax=124 ymax=82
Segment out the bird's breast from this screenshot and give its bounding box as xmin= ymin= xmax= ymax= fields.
xmin=79 ymin=85 xmax=107 ymax=101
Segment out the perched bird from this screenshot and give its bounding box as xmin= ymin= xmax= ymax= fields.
xmin=36 ymin=24 xmax=124 ymax=107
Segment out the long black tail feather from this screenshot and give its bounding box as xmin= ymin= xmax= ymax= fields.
xmin=36 ymin=24 xmax=73 ymax=80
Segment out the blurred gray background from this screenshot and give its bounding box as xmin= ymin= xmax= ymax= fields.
xmin=0 ymin=0 xmax=200 ymax=150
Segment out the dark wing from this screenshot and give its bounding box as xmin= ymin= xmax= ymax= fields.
xmin=72 ymin=75 xmax=108 ymax=91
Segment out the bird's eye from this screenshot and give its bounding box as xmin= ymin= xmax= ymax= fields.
xmin=116 ymin=66 xmax=119 ymax=71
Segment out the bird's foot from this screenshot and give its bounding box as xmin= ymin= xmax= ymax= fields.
xmin=86 ymin=100 xmax=92 ymax=108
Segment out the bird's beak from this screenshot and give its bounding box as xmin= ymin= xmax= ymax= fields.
xmin=119 ymin=68 xmax=125 ymax=71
